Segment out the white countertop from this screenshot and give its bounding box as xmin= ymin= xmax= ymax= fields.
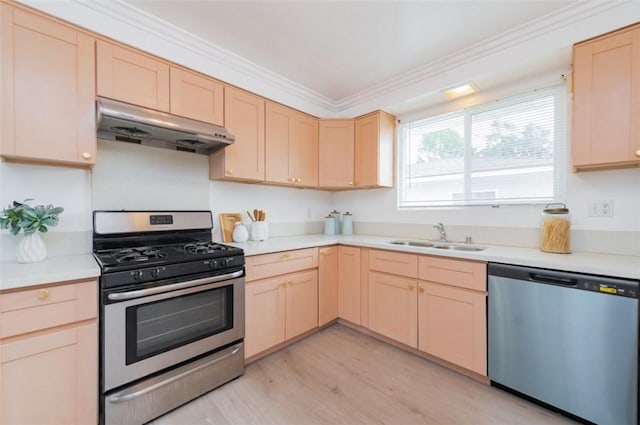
xmin=229 ymin=234 xmax=640 ymax=280
xmin=0 ymin=254 xmax=100 ymax=291
xmin=1 ymin=234 xmax=637 ymax=292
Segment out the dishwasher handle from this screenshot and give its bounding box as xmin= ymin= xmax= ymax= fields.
xmin=529 ymin=273 xmax=578 ymax=286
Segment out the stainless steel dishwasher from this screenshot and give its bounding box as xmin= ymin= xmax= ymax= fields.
xmin=488 ymin=263 xmax=639 ymax=425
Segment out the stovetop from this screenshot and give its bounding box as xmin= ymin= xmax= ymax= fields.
xmin=93 ymin=241 xmax=243 ymax=271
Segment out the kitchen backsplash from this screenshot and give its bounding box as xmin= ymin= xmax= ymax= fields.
xmin=1 ymin=140 xmax=638 ymax=261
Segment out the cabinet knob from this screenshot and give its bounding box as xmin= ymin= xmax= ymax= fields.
xmin=36 ymin=289 xmax=49 ymax=300
xmin=280 ymin=282 xmax=287 ymax=288
xmin=227 ymin=169 xmax=233 ymax=175
xmin=348 ymin=181 xmax=353 ymax=185
xmin=81 ymin=152 xmax=92 ymax=160
xmin=419 ymin=287 xmax=425 ymax=294
xmin=296 ymin=178 xmax=302 ymax=183
xmin=287 ymin=280 xmax=293 ymax=286
xmin=408 ymin=284 xmax=415 ymax=291
xmin=281 ymin=253 xmax=289 ymax=260
xmin=635 ymin=149 xmax=640 ymax=157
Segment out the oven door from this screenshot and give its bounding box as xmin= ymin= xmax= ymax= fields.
xmin=102 ymin=270 xmax=244 ymax=392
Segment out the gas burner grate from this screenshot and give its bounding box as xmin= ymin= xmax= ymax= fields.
xmin=114 ymin=247 xmax=167 ymax=263
xmin=182 ymin=242 xmax=226 ymax=254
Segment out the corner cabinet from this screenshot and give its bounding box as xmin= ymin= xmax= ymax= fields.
xmin=265 ymin=102 xmax=319 ymax=188
xmin=319 ymin=120 xmax=355 ymax=189
xmin=318 ymin=246 xmax=339 ymax=326
xmin=0 ymin=4 xmax=96 ymax=167
xmin=210 ymin=87 xmax=265 ymax=182
xmin=0 ymin=279 xmax=98 ymax=424
xmin=354 ymin=111 xmax=395 ymax=188
xmin=572 ymin=23 xmax=640 ymax=170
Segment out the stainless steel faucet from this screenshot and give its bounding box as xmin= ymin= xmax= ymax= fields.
xmin=434 ymin=222 xmax=447 ymax=242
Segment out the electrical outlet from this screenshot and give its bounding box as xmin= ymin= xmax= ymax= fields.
xmin=588 ymin=200 xmax=614 ymax=217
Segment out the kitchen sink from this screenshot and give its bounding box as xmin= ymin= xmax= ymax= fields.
xmin=388 ymin=240 xmax=434 ymax=248
xmin=387 ymin=240 xmax=487 ymax=251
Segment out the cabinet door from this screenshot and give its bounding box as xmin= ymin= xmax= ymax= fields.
xmin=244 ymin=277 xmax=286 ymax=358
xmin=170 ymin=67 xmax=224 ymax=126
xmin=0 ymin=5 xmax=96 ymax=166
xmin=96 ymin=40 xmax=170 ymax=111
xmin=292 ymin=112 xmax=319 ymax=187
xmin=369 ymin=271 xmax=418 ymax=348
xmin=354 ymin=111 xmax=395 ymax=188
xmin=1 ymin=322 xmax=97 ymax=425
xmin=210 ymin=87 xmax=265 ymax=182
xmin=573 ymin=25 xmax=640 ymax=169
xmin=319 ymin=246 xmax=339 ymax=326
xmin=338 ymin=246 xmax=361 ymax=325
xmin=265 ymin=101 xmax=293 ymax=184
xmin=418 ymin=282 xmax=487 ymax=375
xmin=319 ymin=120 xmax=355 ymax=188
xmin=285 ymin=270 xmax=319 ymax=339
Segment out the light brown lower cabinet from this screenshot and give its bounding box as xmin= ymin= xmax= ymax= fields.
xmin=418 ymin=282 xmax=487 ymax=375
xmin=244 ymin=269 xmax=318 ymax=359
xmin=366 ymin=249 xmax=487 ymax=376
xmin=338 ymin=246 xmax=362 ymax=325
xmin=368 ymin=271 xmax=418 ymax=348
xmin=318 ymin=246 xmax=339 ymax=326
xmin=0 ymin=279 xmax=98 ymax=425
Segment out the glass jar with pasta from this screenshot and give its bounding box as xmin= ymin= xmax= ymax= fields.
xmin=540 ymin=203 xmax=571 ymax=253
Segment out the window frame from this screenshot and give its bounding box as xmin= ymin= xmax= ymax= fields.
xmin=397 ymin=84 xmax=567 ymax=209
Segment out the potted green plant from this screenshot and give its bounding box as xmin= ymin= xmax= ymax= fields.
xmin=0 ymin=199 xmax=64 ymax=263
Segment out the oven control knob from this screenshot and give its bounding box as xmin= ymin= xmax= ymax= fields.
xmin=151 ymin=268 xmax=162 ymax=278
xmin=225 ymin=257 xmax=234 ymax=267
xmin=133 ymin=270 xmax=144 ymax=281
xmin=208 ymin=260 xmax=218 ymax=270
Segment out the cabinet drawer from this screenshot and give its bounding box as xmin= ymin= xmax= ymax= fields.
xmin=245 ymin=248 xmax=318 ymax=282
xmin=418 ymin=256 xmax=486 ymax=292
xmin=369 ymin=249 xmax=418 ymax=278
xmin=0 ymin=280 xmax=97 ymax=338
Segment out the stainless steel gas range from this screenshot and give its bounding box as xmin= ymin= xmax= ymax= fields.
xmin=92 ymin=210 xmax=245 ymax=425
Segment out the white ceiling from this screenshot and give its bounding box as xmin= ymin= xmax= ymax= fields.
xmin=22 ymin=0 xmax=640 ymax=117
xmin=126 ymin=0 xmax=572 ymax=101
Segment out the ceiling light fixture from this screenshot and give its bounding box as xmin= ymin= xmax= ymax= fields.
xmin=444 ymin=83 xmax=476 ymax=99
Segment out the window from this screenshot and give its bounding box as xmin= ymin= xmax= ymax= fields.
xmin=398 ymin=85 xmax=566 ymax=208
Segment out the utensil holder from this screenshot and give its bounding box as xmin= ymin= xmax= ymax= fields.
xmin=251 ymin=221 xmax=268 ymax=241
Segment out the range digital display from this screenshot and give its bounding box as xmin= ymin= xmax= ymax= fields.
xmin=149 ymin=215 xmax=173 ymax=225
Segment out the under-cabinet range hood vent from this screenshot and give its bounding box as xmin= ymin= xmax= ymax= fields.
xmin=96 ymin=97 xmax=234 ymax=155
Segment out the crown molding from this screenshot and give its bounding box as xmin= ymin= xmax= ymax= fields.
xmin=19 ymin=0 xmax=636 ymax=117
xmin=334 ymin=0 xmax=631 ymax=112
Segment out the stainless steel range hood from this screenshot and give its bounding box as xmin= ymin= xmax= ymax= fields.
xmin=96 ymin=97 xmax=234 ymax=155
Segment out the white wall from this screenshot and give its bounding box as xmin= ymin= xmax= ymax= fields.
xmin=0 ymin=162 xmax=92 ymax=232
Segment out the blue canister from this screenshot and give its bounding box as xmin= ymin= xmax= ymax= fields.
xmin=342 ymin=212 xmax=353 ymax=235
xmin=324 ymin=216 xmax=336 ymax=235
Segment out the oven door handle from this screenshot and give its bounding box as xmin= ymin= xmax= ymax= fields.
xmin=107 ymin=270 xmax=244 ymax=301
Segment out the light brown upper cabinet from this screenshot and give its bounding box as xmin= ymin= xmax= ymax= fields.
xmin=265 ymin=102 xmax=319 ymax=187
xmin=209 ymin=87 xmax=265 ymax=182
xmin=319 ymin=120 xmax=355 ymax=189
xmin=572 ymin=23 xmax=640 ymax=170
xmin=354 ymin=111 xmax=395 ymax=187
xmin=0 ymin=4 xmax=96 ymax=167
xmin=97 ymin=40 xmax=170 ymax=112
xmin=170 ymin=67 xmax=224 ymax=126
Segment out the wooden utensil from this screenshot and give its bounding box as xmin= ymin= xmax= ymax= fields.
xmin=219 ymin=213 xmax=242 ymax=242
xmin=246 ymin=210 xmax=256 ymax=222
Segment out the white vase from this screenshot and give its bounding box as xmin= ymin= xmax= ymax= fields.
xmin=16 ymin=232 xmax=47 ymax=263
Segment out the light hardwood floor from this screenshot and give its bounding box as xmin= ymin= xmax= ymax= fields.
xmin=151 ymin=324 xmax=576 ymax=424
